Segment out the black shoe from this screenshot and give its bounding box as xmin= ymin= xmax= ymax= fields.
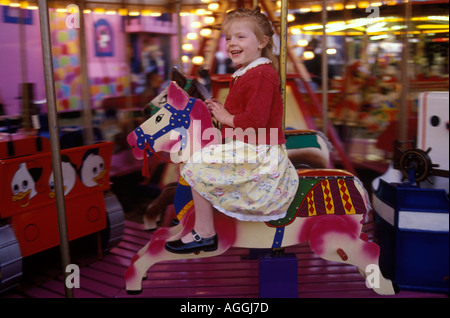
xmin=165 ymin=230 xmax=218 ymax=254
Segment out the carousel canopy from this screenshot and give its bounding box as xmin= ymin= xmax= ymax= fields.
xmin=6 ymin=0 xmax=442 ymax=36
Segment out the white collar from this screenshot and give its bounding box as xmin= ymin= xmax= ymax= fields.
xmin=232 ymin=57 xmax=271 ymax=78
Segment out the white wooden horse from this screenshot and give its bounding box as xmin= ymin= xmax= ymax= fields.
xmin=125 ymin=81 xmax=396 ymax=296
xmin=140 ymin=72 xmax=331 ymax=231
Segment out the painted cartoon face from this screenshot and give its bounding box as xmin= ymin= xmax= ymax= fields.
xmin=80 ymin=151 xmax=106 ymax=187
xmin=49 ymin=156 xmax=77 ymax=197
xmin=11 ymin=163 xmax=39 ymax=208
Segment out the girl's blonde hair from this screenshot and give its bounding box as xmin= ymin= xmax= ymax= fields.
xmin=222 ymin=7 xmax=279 ymax=73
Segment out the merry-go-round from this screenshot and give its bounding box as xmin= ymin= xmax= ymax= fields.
xmin=0 ymin=0 xmax=448 ymax=301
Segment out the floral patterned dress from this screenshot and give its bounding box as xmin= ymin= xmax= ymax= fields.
xmin=181 ymin=139 xmax=298 ymax=222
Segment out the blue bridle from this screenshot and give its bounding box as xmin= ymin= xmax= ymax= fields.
xmin=134 ymin=97 xmax=196 ymax=156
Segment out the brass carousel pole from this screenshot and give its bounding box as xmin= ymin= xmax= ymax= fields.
xmin=321 ymin=0 xmax=328 ymax=135
xmin=176 ymin=0 xmax=183 ymax=69
xmin=399 ymin=0 xmax=412 ymax=147
xmin=37 ymin=0 xmax=73 ymax=298
xmin=78 ymin=0 xmax=94 ymax=145
xmin=279 ymin=0 xmax=288 ymax=131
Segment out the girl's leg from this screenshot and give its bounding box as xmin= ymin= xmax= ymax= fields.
xmin=181 ymin=189 xmax=216 ymax=243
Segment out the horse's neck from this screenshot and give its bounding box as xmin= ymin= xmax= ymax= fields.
xmin=194 ymin=119 xmax=219 ymax=149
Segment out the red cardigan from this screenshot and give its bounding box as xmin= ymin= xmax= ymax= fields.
xmin=221 ymin=63 xmax=286 ymax=145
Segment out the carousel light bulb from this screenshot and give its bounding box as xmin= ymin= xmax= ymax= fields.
xmin=204 ymin=16 xmax=215 ymax=24
xmin=326 ymin=48 xmax=337 ymax=55
xmin=333 ymin=3 xmax=344 ymax=10
xmin=192 ymin=56 xmax=204 ymax=65
xmin=208 ymin=3 xmax=219 ymax=11
xmin=187 ymin=32 xmax=198 ymax=40
xmin=200 ymin=28 xmax=212 ymax=37
xmin=297 ymin=39 xmax=308 ymax=47
xmin=196 ymin=9 xmax=206 ymax=15
xmin=311 ymin=5 xmax=321 ymax=12
xmin=118 ymin=8 xmax=128 ymax=16
xmin=357 ymin=1 xmax=370 ymax=9
xmin=182 ymin=43 xmax=194 ymax=51
xmin=303 ymin=51 xmax=315 ymax=60
xmin=94 ymin=7 xmax=105 ymax=14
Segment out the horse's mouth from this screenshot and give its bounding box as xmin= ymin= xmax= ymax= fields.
xmin=127 ymin=131 xmax=147 ymax=160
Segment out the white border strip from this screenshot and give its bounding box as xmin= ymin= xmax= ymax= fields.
xmin=399 ymin=211 xmax=449 ymax=232
xmin=372 ymin=194 xmax=395 ymax=226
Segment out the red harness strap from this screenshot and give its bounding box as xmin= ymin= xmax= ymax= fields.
xmin=141 ymin=142 xmax=174 ymax=178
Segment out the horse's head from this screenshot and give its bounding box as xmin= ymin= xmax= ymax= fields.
xmin=142 ymin=67 xmax=212 ymax=120
xmin=127 ymin=81 xmax=217 ymax=163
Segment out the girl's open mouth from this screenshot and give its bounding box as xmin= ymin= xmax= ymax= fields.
xmin=230 ymin=50 xmax=242 ymax=57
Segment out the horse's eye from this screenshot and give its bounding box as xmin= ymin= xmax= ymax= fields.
xmin=155 ymin=114 xmax=164 ymax=123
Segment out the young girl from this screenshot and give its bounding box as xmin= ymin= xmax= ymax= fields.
xmin=165 ymin=8 xmax=299 ymax=254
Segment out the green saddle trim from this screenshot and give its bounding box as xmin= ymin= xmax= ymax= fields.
xmin=285 ymin=133 xmax=321 ymax=149
xmin=266 ymin=178 xmax=321 ymax=227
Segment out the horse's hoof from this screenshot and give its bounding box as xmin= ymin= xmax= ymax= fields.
xmin=126 ymin=289 xmax=143 ymax=295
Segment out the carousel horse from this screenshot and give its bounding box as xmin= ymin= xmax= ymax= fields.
xmin=140 ymin=67 xmax=215 ymax=230
xmin=124 ymin=82 xmax=396 ymax=296
xmin=141 ymin=68 xmax=331 ymax=230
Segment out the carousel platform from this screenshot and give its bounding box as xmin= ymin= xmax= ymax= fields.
xmin=0 ymin=217 xmax=447 ymax=299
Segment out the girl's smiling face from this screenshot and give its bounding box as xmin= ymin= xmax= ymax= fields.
xmin=224 ymin=19 xmax=268 ymax=68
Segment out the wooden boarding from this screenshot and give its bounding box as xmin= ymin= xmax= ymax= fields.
xmin=0 ymin=220 xmax=447 ymax=299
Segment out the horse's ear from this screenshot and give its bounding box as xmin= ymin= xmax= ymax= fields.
xmin=167 ymin=81 xmax=190 ymax=111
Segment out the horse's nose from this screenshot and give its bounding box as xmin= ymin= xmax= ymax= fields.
xmin=127 ymin=131 xmax=149 ymax=160
xmin=127 ymin=130 xmax=137 ymax=148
